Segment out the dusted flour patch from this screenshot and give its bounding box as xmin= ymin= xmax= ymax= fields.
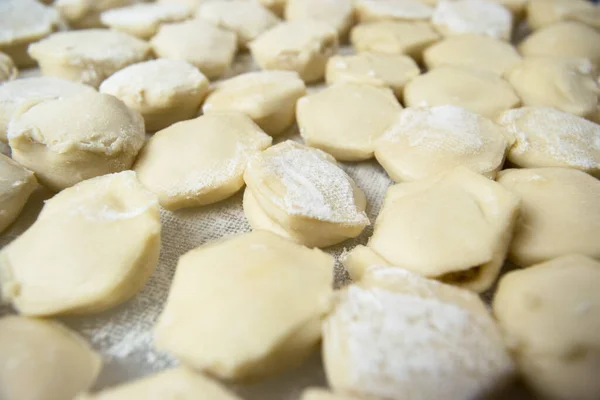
xmin=432 ymin=0 xmax=513 ymax=40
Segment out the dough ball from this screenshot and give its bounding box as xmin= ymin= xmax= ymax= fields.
xmin=100 ymin=2 xmax=193 ymax=39
xmin=202 ymin=70 xmax=306 ymax=136
xmin=28 ymin=29 xmax=151 ymax=88
xmin=243 ymin=141 xmax=370 ymax=248
xmin=0 ymin=154 xmax=37 ymax=233
xmin=154 ymin=230 xmax=334 ymax=381
xmin=297 ymin=83 xmax=402 ymax=161
xmin=519 ymin=22 xmax=600 ymax=67
xmin=54 ymin=0 xmax=138 ymax=29
xmin=325 ymin=53 xmax=420 ymax=98
xmin=0 ymin=316 xmax=102 ymax=400
xmin=76 ymin=368 xmax=241 ymax=400
xmin=355 ymin=0 xmax=434 ymax=23
xmin=99 ymin=59 xmax=210 ymax=132
xmin=0 ymin=76 xmax=95 ymax=143
xmin=432 ymin=0 xmax=513 ymax=40
xmin=151 ymin=20 xmax=237 ymax=80
xmin=527 ymin=0 xmax=600 ymax=31
xmin=403 ymin=66 xmax=520 ymax=119
xmin=497 ymin=167 xmax=600 ymax=267
xmin=375 ymin=105 xmax=508 ymax=182
xmin=134 ymin=112 xmax=272 ymax=210
xmin=285 ymin=0 xmax=355 ymax=39
xmin=249 ymin=20 xmax=338 ymax=83
xmin=0 ymin=52 xmax=17 ymax=82
xmin=506 ymin=57 xmax=599 ymax=119
xmin=368 ymin=167 xmax=520 ymax=292
xmin=8 ymin=91 xmax=145 ymax=191
xmin=498 ymin=107 xmax=600 ymax=176
xmin=197 ymin=0 xmax=280 ymax=48
xmin=322 ymin=266 xmax=514 ymax=400
xmin=423 ymin=34 xmax=522 ymax=76
xmin=350 ymin=21 xmax=440 ymax=60
xmin=301 ymin=389 xmax=360 ymax=400
xmin=493 ymin=255 xmax=600 ymax=400
xmin=0 ymin=171 xmax=161 ymax=316
xmin=0 ymin=0 xmax=62 ymax=67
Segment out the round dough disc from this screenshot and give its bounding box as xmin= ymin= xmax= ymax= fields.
xmin=285 ymin=0 xmax=355 ymax=38
xmin=0 ymin=154 xmax=37 ymax=233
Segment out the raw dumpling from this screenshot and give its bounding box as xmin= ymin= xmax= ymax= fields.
xmin=355 ymin=0 xmax=434 ymax=23
xmin=285 ymin=0 xmax=355 ymax=38
xmin=0 ymin=154 xmax=37 ymax=234
xmin=54 ymin=0 xmax=138 ymax=29
xmin=432 ymin=0 xmax=513 ymax=40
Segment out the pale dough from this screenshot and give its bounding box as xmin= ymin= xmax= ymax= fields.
xmin=0 ymin=52 xmax=17 ymax=83
xmin=0 ymin=171 xmax=161 ymax=316
xmin=322 ymin=266 xmax=514 ymax=400
xmin=76 ymin=368 xmax=241 ymax=400
xmin=341 ymin=244 xmax=389 ymax=281
xmin=0 ymin=316 xmax=102 ymax=400
xmin=403 ymin=66 xmax=521 ymax=119
xmin=297 ymin=83 xmax=402 ymax=161
xmin=9 ymin=91 xmax=145 ymax=192
xmin=497 ymin=167 xmax=600 ymax=267
xmin=301 ymin=389 xmax=360 ymax=400
xmin=519 ymin=21 xmax=600 ymax=67
xmin=154 ymin=230 xmax=334 ymax=381
xmin=259 ymin=0 xmax=288 ymax=17
xmin=355 ymin=0 xmax=434 ymax=23
xmin=0 ymin=0 xmax=62 ymax=67
xmin=99 ymin=59 xmax=210 ymax=132
xmin=285 ymin=0 xmax=355 ymax=39
xmin=325 ymin=53 xmax=420 ymax=98
xmin=432 ymin=0 xmax=513 ymax=40
xmin=151 ymin=20 xmax=237 ymax=80
xmin=506 ymin=57 xmax=599 ymax=120
xmin=134 ymin=112 xmax=272 ymax=210
xmin=202 ymin=70 xmax=306 ymax=136
xmin=498 ymin=107 xmax=600 ymax=177
xmin=197 ymin=0 xmax=280 ymax=48
xmin=54 ymin=0 xmax=138 ymax=29
xmin=366 ymin=167 xmax=520 ymax=292
xmin=0 ymin=154 xmax=37 ymax=233
xmin=350 ymin=21 xmax=440 ymax=60
xmin=28 ymin=29 xmax=151 ymax=88
xmin=100 ymin=2 xmax=193 ymax=39
xmin=527 ymin=0 xmax=600 ymax=30
xmin=423 ymin=34 xmax=522 ymax=76
xmin=375 ymin=105 xmax=509 ymax=182
xmin=249 ymin=20 xmax=339 ymax=83
xmin=493 ymin=255 xmax=600 ymax=400
xmin=243 ymin=141 xmax=370 ymax=248
xmin=0 ymin=76 xmax=95 ymax=143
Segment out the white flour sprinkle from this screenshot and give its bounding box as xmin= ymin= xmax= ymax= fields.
xmin=432 ymin=0 xmax=512 ymax=39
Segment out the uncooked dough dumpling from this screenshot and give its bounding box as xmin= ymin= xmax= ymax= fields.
xmin=0 ymin=171 xmax=161 ymax=316
xmin=0 ymin=52 xmax=17 ymax=83
xmin=249 ymin=21 xmax=338 ymax=83
xmin=367 ymin=167 xmax=520 ymax=292
xmin=297 ymin=83 xmax=402 ymax=161
xmin=498 ymin=107 xmax=600 ymax=176
xmin=54 ymin=0 xmax=138 ymax=29
xmin=100 ymin=2 xmax=193 ymax=39
xmin=8 ymin=91 xmax=145 ymax=192
xmin=197 ymin=0 xmax=280 ymax=48
xmin=527 ymin=0 xmax=600 ymax=31
xmin=325 ymin=53 xmax=420 ymax=98
xmin=432 ymin=0 xmax=513 ymax=40
xmin=0 ymin=0 xmax=61 ymax=67
xmin=0 ymin=76 xmax=95 ymax=144
xmin=494 ymin=255 xmax=600 ymax=400
xmin=506 ymin=57 xmax=599 ymax=119
xmin=0 ymin=154 xmax=37 ymax=234
xmin=350 ymin=21 xmax=440 ymax=60
xmin=154 ymin=230 xmax=334 ymax=381
xmin=243 ymin=141 xmax=370 ymax=248
xmin=375 ymin=105 xmax=509 ymax=182
xmin=28 ymin=29 xmax=151 ymax=88
xmin=99 ymin=59 xmax=210 ymax=132
xmin=403 ymin=66 xmax=521 ymax=119
xmin=0 ymin=316 xmax=102 ymax=400
xmin=323 ymin=266 xmax=514 ymax=400
xmin=497 ymin=168 xmax=600 ymax=267
xmin=202 ymin=71 xmax=306 ymax=136
xmin=423 ymin=34 xmax=521 ymax=76
xmin=134 ymin=112 xmax=272 ymax=210
xmin=76 ymin=368 xmax=241 ymax=400
xmin=285 ymin=0 xmax=355 ymax=39
xmin=355 ymin=0 xmax=434 ymax=23
xmin=519 ymin=22 xmax=600 ymax=67
xmin=151 ymin=20 xmax=237 ymax=80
